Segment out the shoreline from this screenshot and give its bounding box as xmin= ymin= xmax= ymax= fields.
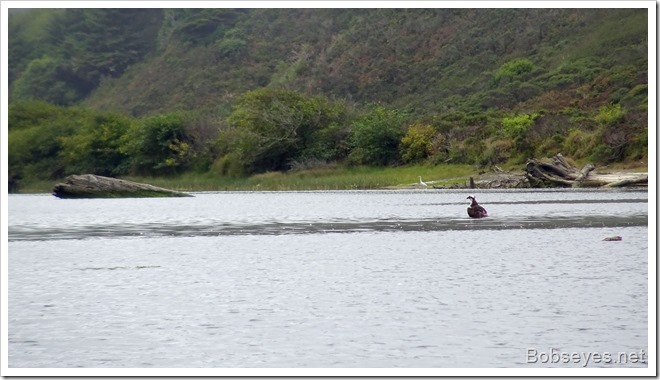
xmin=9 ymin=161 xmax=648 ymax=194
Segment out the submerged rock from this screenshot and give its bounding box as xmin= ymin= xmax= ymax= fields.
xmin=52 ymin=174 xmax=193 ymax=199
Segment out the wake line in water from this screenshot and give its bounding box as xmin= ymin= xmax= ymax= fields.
xmin=422 ymin=199 xmax=648 ymax=206
xmin=9 ymin=214 xmax=648 ymax=241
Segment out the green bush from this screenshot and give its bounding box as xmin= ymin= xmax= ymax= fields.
xmin=561 ymin=128 xmax=597 ymax=158
xmin=480 ymin=139 xmax=513 ymax=166
xmin=501 ymin=113 xmax=538 ymax=138
xmin=348 ymin=105 xmax=406 ymax=166
xmin=59 ymin=112 xmax=133 ymax=176
xmin=626 ymin=127 xmax=647 ymax=160
xmin=500 ymin=113 xmax=539 ymax=158
xmin=8 ymin=104 xmax=82 ymax=183
xmin=11 ymin=56 xmax=84 ymax=105
xmin=594 ymin=103 xmax=626 ymax=127
xmin=8 ymin=101 xmax=69 ymax=130
xmin=494 ymin=58 xmax=535 ymax=83
xmin=227 ymin=88 xmax=350 ymax=174
xmin=215 ymin=36 xmax=247 ymax=59
xmin=590 ymin=144 xmax=615 ymax=163
xmin=211 ymin=153 xmax=244 ymax=177
xmin=399 ymin=123 xmax=436 ymax=163
xmin=121 ymin=113 xmax=193 ymax=175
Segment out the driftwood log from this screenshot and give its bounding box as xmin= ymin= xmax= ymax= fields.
xmin=526 ymin=153 xmax=647 ymax=188
xmin=53 ymin=174 xmax=193 ymax=199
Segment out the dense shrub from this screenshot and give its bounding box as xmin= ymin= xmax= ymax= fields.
xmin=399 ymin=123 xmax=436 ymax=163
xmin=594 ymin=103 xmax=626 ymax=127
xmin=8 ymin=104 xmax=84 ymax=184
xmin=348 ymin=106 xmax=407 ymax=166
xmin=10 ymin=56 xmax=85 ymax=105
xmin=59 ymin=112 xmax=133 ymax=176
xmin=501 ymin=113 xmax=538 ymax=138
xmin=562 ymin=128 xmax=598 ymax=158
xmin=494 ymin=58 xmax=535 ymax=83
xmin=227 ymin=88 xmax=350 ymax=174
xmin=500 ymin=113 xmax=539 ymax=159
xmin=8 ymin=101 xmax=69 ymax=130
xmin=480 ymin=139 xmax=513 ymax=166
xmin=121 ymin=113 xmax=193 ymax=175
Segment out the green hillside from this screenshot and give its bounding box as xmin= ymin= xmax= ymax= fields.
xmin=8 ymin=8 xmax=649 ymax=191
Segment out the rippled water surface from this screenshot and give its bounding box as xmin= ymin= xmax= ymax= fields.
xmin=8 ymin=189 xmax=648 ymax=368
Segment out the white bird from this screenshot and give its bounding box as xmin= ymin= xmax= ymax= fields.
xmin=418 ymin=176 xmax=428 ymax=187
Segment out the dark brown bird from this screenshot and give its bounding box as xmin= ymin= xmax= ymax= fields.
xmin=467 ymin=196 xmax=488 ymax=218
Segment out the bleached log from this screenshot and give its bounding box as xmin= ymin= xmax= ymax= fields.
xmin=53 ymin=174 xmax=193 ymax=199
xmin=525 ymin=154 xmax=646 ymax=188
xmin=602 ymin=175 xmax=648 ymax=188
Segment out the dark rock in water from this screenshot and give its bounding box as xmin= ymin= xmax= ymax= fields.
xmin=52 ymin=174 xmax=193 ymax=199
xmin=603 ymin=236 xmax=623 ymax=241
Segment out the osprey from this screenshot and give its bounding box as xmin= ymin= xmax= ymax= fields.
xmin=466 ymin=196 xmax=488 ymax=218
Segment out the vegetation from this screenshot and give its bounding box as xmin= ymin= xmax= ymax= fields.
xmin=7 ymin=8 xmax=648 ymax=192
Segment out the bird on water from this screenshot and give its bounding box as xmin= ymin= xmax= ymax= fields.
xmin=418 ymin=176 xmax=428 ymax=187
xmin=466 ymin=195 xmax=488 ymax=218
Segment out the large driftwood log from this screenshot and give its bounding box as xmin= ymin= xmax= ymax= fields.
xmin=525 ymin=153 xmax=592 ymax=187
xmin=53 ymin=174 xmax=193 ymax=199
xmin=526 ymin=153 xmax=647 ymax=188
xmin=601 ymin=176 xmax=649 ymax=188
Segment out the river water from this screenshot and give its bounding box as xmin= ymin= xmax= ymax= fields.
xmin=7 ymin=189 xmax=649 ymax=369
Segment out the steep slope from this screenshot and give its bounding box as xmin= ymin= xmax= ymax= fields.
xmin=76 ymin=8 xmax=647 ymax=118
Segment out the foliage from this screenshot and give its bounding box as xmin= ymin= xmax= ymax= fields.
xmin=8 ymin=101 xmax=68 ymax=130
xmin=497 ymin=113 xmax=539 ymax=159
xmin=166 ymin=9 xmax=247 ymax=46
xmin=10 ymin=9 xmax=162 ymax=105
xmin=8 ymin=103 xmax=84 ymax=186
xmin=399 ymin=123 xmax=436 ymax=163
xmin=226 ymin=88 xmax=351 ymax=174
xmin=6 ymin=9 xmax=649 ymax=190
xmin=479 ymin=139 xmax=514 ymax=166
xmin=59 ymin=112 xmax=133 ymax=176
xmin=8 ymin=9 xmax=648 ymax=116
xmin=348 ymin=106 xmax=407 ymax=166
xmin=501 ymin=113 xmax=539 ymax=138
xmin=121 ymin=113 xmax=193 ymax=175
xmin=494 ymin=58 xmax=535 ymax=83
xmin=10 ymin=55 xmax=84 ymax=105
xmin=594 ymin=103 xmax=626 ymax=127
xmin=8 ymin=9 xmax=63 ymax=85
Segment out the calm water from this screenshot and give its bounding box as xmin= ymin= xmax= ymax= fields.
xmin=8 ymin=189 xmax=648 ymax=368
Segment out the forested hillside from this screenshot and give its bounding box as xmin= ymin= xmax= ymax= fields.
xmin=8 ymin=8 xmax=648 ymax=191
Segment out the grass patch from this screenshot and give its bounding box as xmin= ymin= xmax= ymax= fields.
xmin=128 ymin=164 xmax=476 ymax=191
xmin=14 ymin=164 xmax=477 ymax=193
xmin=11 ymin=178 xmax=59 ymax=194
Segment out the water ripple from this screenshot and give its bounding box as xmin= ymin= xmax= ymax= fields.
xmin=9 ymin=214 xmax=648 ymax=241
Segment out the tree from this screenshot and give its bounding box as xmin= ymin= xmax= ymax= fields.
xmin=226 ymin=88 xmax=349 ymax=174
xmin=10 ymin=56 xmax=84 ymax=105
xmin=8 ymin=103 xmax=82 ymax=183
xmin=121 ymin=113 xmax=192 ymax=175
xmin=501 ymin=113 xmax=539 ymax=157
xmin=57 ymin=9 xmax=162 ymax=91
xmin=59 ymin=112 xmax=133 ymax=176
xmin=348 ymin=105 xmax=407 ymax=166
xmin=399 ymin=123 xmax=436 ymax=163
xmin=10 ymin=9 xmax=163 ymax=105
